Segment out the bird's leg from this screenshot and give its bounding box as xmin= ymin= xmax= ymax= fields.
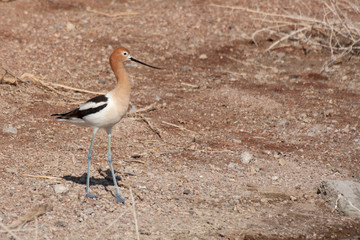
xmin=86 ymin=129 xmax=98 ymax=199
xmin=106 ymin=129 xmax=125 ymax=203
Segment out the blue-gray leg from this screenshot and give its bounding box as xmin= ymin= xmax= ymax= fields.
xmin=107 ymin=131 xmax=125 ymax=203
xmin=86 ymin=128 xmax=98 ymax=199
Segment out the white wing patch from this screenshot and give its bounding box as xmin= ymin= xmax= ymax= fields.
xmin=79 ymin=101 xmax=107 ymax=111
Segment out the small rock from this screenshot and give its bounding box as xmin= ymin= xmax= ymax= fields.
xmin=66 ymin=22 xmax=75 ymax=31
xmin=241 ymin=151 xmax=253 ymax=164
xmin=290 ymin=196 xmax=297 ymax=201
xmin=3 ymin=126 xmax=17 ymax=134
xmin=139 ymin=229 xmax=151 ymax=236
xmin=342 ymin=125 xmax=350 ymax=133
xmin=84 ymin=208 xmax=94 ymax=215
xmin=278 ymin=158 xmax=286 ymax=166
xmin=318 ymin=180 xmax=360 ymax=217
xmin=53 ymin=184 xmax=68 ymax=194
xmin=306 ymin=132 xmax=316 ymax=137
xmin=54 ymin=221 xmax=67 ymax=228
xmin=278 ymin=119 xmax=289 ymax=127
xmin=199 ymin=54 xmax=208 ymax=60
xmin=228 ymin=161 xmax=238 ymax=170
xmin=324 ymin=109 xmax=334 ymax=117
xmin=183 ymin=189 xmax=191 ymax=195
xmin=98 ymin=78 xmax=105 ymax=84
xmin=180 ymin=65 xmax=192 ymax=71
xmin=271 ymin=176 xmax=279 ymax=181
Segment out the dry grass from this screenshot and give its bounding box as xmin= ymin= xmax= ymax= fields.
xmin=211 ymin=0 xmax=360 ymax=71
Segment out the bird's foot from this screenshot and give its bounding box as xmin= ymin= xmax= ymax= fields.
xmin=86 ymin=192 xmax=97 ymax=199
xmin=115 ymin=194 xmax=125 ymax=203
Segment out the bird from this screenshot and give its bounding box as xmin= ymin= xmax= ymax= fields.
xmin=52 ymin=47 xmax=161 ymax=203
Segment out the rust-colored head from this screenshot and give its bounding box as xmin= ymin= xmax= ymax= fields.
xmin=110 ymin=47 xmax=131 ymax=64
xmin=110 ymin=46 xmax=161 ymax=69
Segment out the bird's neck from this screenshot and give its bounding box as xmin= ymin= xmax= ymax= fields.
xmin=111 ymin=62 xmax=131 ymax=96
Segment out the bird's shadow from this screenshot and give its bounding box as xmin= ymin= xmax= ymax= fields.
xmin=63 ymin=169 xmax=122 ymax=197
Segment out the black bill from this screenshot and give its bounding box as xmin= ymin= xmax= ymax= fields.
xmin=130 ymin=57 xmax=162 ymax=69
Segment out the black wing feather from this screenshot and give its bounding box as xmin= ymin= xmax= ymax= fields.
xmin=52 ymin=95 xmax=108 ymax=119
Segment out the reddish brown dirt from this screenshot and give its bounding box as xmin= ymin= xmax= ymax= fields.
xmin=1 ymin=0 xmax=360 ymax=239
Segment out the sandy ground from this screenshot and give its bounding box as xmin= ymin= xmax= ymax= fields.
xmin=1 ymin=0 xmax=360 ymax=239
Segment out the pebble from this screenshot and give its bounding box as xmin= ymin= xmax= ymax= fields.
xmin=290 ymin=196 xmax=297 ymax=201
xmin=271 ymin=176 xmax=279 ymax=181
xmin=278 ymin=158 xmax=286 ymax=166
xmin=54 ymin=184 xmax=69 ymax=194
xmin=84 ymin=208 xmax=94 ymax=215
xmin=228 ymin=161 xmax=238 ymax=170
xmin=241 ymin=151 xmax=253 ymax=164
xmin=180 ymin=65 xmax=192 ymax=71
xmin=3 ymin=126 xmax=17 ymax=134
xmin=66 ymin=22 xmax=75 ymax=31
xmin=199 ymin=54 xmax=207 ymax=60
xmin=98 ymin=77 xmax=105 ymax=84
xmin=183 ymin=189 xmax=191 ymax=195
xmin=54 ymin=221 xmax=67 ymax=227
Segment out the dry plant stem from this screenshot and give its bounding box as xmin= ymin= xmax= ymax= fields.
xmin=209 ymin=3 xmax=323 ymax=25
xmin=20 ymin=73 xmax=104 ymax=95
xmin=0 ymin=222 xmax=20 ymax=240
xmin=1 ymin=66 xmax=23 ymax=83
xmin=211 ymin=1 xmax=360 ymax=72
xmin=130 ymin=188 xmax=140 ymax=240
xmin=95 ymin=211 xmax=128 ymax=240
xmin=266 ymin=26 xmax=311 ymax=52
xmin=85 ymin=7 xmax=138 ymax=18
xmin=124 ymin=159 xmax=146 ymax=164
xmin=161 ymin=121 xmax=194 ymax=133
xmin=129 ymin=115 xmax=162 ymax=138
xmin=321 ymin=38 xmax=360 ymax=72
xmin=251 ymin=23 xmax=294 ymax=45
xmin=127 ymin=102 xmax=159 ymax=117
xmin=21 ymin=174 xmax=62 ymax=180
xmin=35 ymin=218 xmax=38 ymax=240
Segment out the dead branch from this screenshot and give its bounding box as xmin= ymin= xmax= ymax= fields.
xmin=210 ymin=1 xmax=360 ymax=71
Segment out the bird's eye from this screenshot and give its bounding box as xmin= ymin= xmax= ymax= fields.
xmin=123 ymin=52 xmax=128 ymax=56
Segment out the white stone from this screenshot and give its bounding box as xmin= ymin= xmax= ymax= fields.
xmin=53 ymin=184 xmax=68 ymax=194
xmin=241 ymin=151 xmax=253 ymax=164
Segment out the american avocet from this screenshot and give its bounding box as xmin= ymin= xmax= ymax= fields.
xmin=52 ymin=47 xmax=160 ymax=203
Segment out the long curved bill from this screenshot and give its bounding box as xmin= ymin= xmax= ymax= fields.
xmin=130 ymin=57 xmax=162 ymax=69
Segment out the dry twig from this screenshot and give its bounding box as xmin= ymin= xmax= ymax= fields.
xmin=20 ymin=73 xmax=104 ymax=95
xmin=162 ymin=121 xmax=194 ymax=133
xmin=85 ymin=7 xmax=138 ymax=18
xmin=21 ymin=174 xmax=62 ymax=180
xmin=130 ymin=188 xmax=140 ymax=240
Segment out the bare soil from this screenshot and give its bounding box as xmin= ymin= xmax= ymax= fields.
xmin=1 ymin=0 xmax=360 ymax=239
